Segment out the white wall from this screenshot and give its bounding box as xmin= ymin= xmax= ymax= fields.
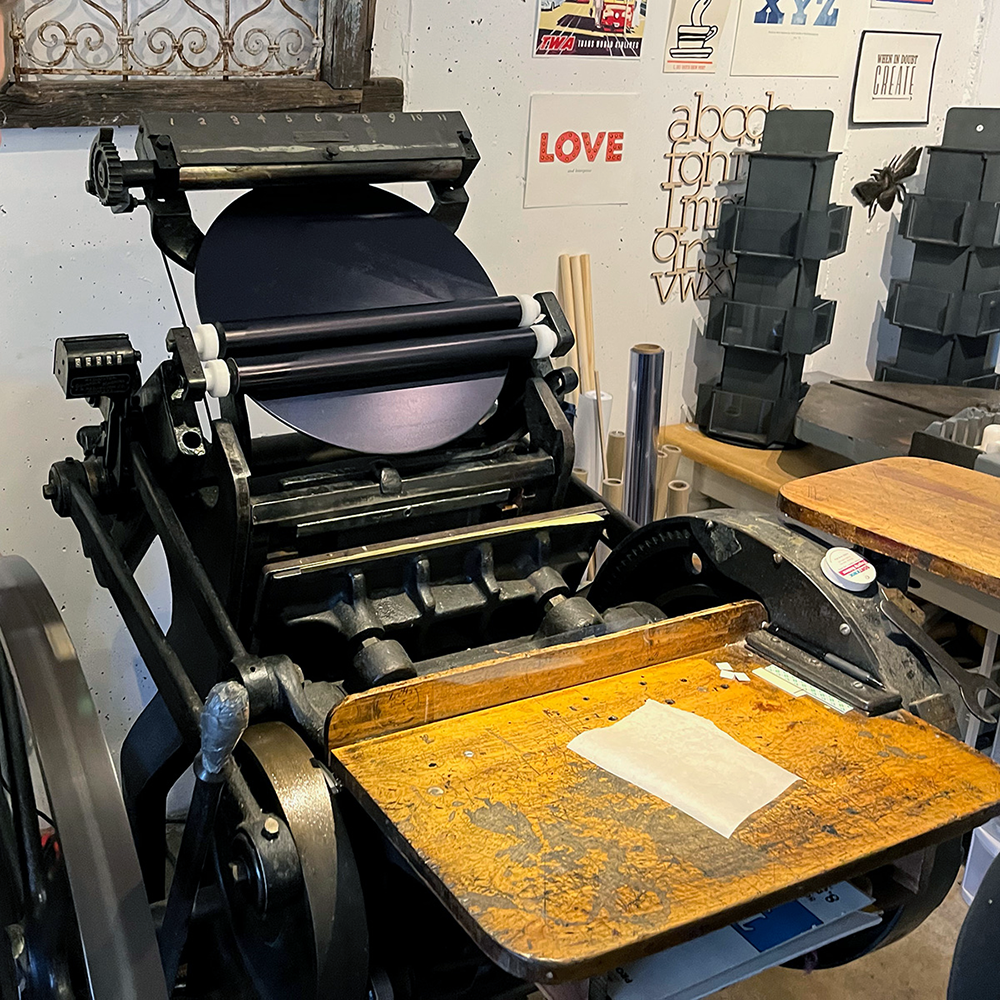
xmin=0 ymin=0 xmax=994 ymax=751
xmin=372 ymin=0 xmax=993 ymax=415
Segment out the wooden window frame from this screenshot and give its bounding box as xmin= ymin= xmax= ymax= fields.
xmin=0 ymin=0 xmax=402 ymax=128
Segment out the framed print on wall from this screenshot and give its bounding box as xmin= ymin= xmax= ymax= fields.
xmin=851 ymin=30 xmax=941 ymax=126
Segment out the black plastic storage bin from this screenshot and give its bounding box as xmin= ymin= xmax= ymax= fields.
xmin=879 ymin=107 xmax=1000 ymax=388
xmin=697 ymin=109 xmax=851 ymax=448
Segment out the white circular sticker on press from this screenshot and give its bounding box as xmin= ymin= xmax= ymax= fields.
xmin=821 ymin=547 xmax=877 ymax=592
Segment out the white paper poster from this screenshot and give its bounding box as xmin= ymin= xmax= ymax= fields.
xmin=524 ymin=93 xmax=636 ymax=208
xmin=664 ymin=0 xmax=734 ymax=73
xmin=851 ymin=31 xmax=940 ymax=124
xmin=535 ymin=0 xmax=646 ymax=58
xmin=730 ymin=0 xmax=862 ymax=78
xmin=871 ymin=0 xmax=934 ymax=9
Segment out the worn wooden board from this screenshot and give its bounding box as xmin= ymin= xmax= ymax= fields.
xmin=0 ymin=77 xmax=403 ymax=128
xmin=327 ymin=601 xmax=766 ymax=748
xmin=833 ymin=380 xmax=1000 ymax=418
xmin=659 ymin=423 xmax=848 ymax=499
xmin=795 ymin=382 xmax=931 ymax=462
xmin=779 ymin=457 xmax=1000 ymax=598
xmin=332 ymin=641 xmax=1000 ymax=983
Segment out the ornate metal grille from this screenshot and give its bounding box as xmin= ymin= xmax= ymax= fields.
xmin=10 ymin=0 xmax=324 ymax=80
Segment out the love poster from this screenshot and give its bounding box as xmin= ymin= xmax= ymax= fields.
xmin=524 ymin=93 xmax=636 ymax=207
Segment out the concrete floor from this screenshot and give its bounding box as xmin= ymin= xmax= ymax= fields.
xmin=713 ymin=880 xmax=967 ymax=1000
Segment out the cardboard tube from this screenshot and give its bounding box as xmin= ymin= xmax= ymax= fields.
xmin=570 ymin=255 xmax=593 ymax=394
xmin=606 ymin=430 xmax=626 ymax=480
xmin=602 ymin=477 xmax=624 ymax=510
xmin=580 ymin=254 xmax=597 ymax=393
xmin=654 ymin=444 xmax=683 ymax=520
xmin=666 ymin=479 xmax=691 ymax=517
xmin=573 ymin=466 xmax=589 ymax=485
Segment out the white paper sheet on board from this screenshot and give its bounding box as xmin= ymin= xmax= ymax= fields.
xmin=567 ymin=700 xmax=800 ymax=838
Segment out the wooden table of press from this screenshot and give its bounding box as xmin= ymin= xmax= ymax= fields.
xmin=326 ymin=601 xmax=1000 ymax=997
xmin=780 ymin=456 xmax=1000 ymax=743
xmin=661 ymin=422 xmax=1000 ymax=660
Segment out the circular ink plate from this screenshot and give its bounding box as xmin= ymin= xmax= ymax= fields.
xmin=195 ymin=185 xmax=505 ymax=454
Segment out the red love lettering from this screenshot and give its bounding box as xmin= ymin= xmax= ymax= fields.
xmin=582 ymin=131 xmax=607 ymax=162
xmin=555 ymin=131 xmax=581 ymax=163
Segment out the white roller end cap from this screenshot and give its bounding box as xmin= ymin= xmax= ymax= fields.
xmin=516 ymin=294 xmax=543 ymax=328
xmin=202 ymin=359 xmax=231 ymax=398
xmin=531 ymin=324 xmax=558 ymax=360
xmin=192 ymin=322 xmax=221 ymax=361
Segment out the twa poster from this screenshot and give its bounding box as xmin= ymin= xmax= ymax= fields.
xmin=535 ymin=0 xmax=647 ymax=58
xmin=524 ymin=93 xmax=636 ymax=207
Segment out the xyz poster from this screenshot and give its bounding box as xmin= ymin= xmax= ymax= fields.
xmin=535 ymin=0 xmax=647 ymax=58
xmin=730 ymin=0 xmax=862 ymax=78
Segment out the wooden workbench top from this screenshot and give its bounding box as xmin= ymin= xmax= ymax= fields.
xmin=331 ymin=605 xmax=1000 ymax=983
xmin=660 ymin=422 xmax=848 ymax=499
xmin=779 ymin=457 xmax=1000 ymax=599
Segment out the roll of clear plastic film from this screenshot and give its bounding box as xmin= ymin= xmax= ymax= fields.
xmin=623 ymin=344 xmax=665 ymax=525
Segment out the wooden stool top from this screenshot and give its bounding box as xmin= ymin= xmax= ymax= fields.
xmin=329 ymin=602 xmax=1000 ymax=984
xmin=779 ymin=457 xmax=1000 ymax=598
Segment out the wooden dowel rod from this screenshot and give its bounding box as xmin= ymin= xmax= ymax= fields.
xmin=558 ymin=254 xmax=580 ymax=404
xmin=570 ymin=255 xmax=593 ymax=394
xmin=594 ymin=370 xmax=608 ymax=483
xmin=580 ymin=253 xmax=597 ymax=395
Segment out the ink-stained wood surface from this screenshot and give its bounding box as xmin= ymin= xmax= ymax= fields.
xmin=331 ymin=642 xmax=1000 ymax=983
xmin=659 ymin=422 xmax=848 ymax=499
xmin=779 ymin=457 xmax=1000 ymax=599
xmin=327 ymin=601 xmax=766 ymax=748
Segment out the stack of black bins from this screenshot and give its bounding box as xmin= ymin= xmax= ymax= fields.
xmin=697 ymin=109 xmax=851 ymax=448
xmin=879 ymin=107 xmax=1000 ymax=388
